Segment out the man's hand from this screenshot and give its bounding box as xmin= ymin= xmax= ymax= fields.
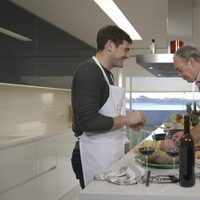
xmin=172 ymin=131 xmax=183 ymax=142
xmin=112 ymin=111 xmax=146 ymax=131
xmin=127 ymin=111 xmax=146 ymax=131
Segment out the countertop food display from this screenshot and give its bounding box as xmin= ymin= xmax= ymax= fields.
xmin=195 ymin=144 xmax=200 ymax=167
xmin=134 ymin=140 xmax=179 ymax=167
xmin=164 ymin=113 xmax=184 ymax=130
xmin=80 ymin=123 xmax=200 ymax=200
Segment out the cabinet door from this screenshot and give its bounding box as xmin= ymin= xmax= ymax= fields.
xmin=0 ymin=136 xmax=57 ymax=195
xmin=0 ymin=167 xmax=56 ymax=200
xmin=0 ymin=132 xmax=77 ymax=199
xmin=0 ymin=143 xmax=35 ymax=194
xmin=35 ymin=136 xmax=57 ymax=175
xmin=56 ymin=132 xmax=79 ymax=198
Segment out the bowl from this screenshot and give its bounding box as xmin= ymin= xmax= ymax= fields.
xmin=164 ymin=120 xmax=176 ymax=130
xmin=153 ymin=133 xmax=166 ymax=141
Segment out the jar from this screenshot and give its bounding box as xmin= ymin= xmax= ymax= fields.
xmin=170 ymin=40 xmax=184 ymax=53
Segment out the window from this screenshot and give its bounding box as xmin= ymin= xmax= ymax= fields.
xmin=126 ymin=92 xmax=200 ymax=126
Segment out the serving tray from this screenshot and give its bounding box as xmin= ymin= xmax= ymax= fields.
xmin=135 ymin=154 xmax=179 ymax=169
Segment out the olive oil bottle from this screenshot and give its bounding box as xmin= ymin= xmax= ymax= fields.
xmin=191 ymin=102 xmax=199 ymax=126
xmin=179 ymin=115 xmax=195 ymax=187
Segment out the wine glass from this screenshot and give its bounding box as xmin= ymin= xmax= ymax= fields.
xmin=138 ymin=136 xmax=156 ymax=176
xmin=117 ymin=105 xmax=130 ymax=146
xmin=164 ymin=131 xmax=179 ymax=169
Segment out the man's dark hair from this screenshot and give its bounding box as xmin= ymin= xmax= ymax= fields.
xmin=96 ymin=25 xmax=132 ymax=51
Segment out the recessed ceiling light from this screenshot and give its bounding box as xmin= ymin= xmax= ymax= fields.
xmin=0 ymin=27 xmax=32 ymax=41
xmin=93 ymin=0 xmax=142 ymax=40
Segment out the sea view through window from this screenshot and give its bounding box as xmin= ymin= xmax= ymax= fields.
xmin=125 ymin=92 xmax=200 ymax=126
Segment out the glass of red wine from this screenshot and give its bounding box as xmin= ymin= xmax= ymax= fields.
xmin=164 ymin=131 xmax=179 ymax=169
xmin=138 ymin=139 xmax=156 ymax=175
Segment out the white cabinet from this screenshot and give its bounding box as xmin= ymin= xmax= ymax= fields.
xmin=0 ymin=142 xmax=35 ymax=194
xmin=0 ymin=168 xmax=57 ymax=200
xmin=0 ymin=131 xmax=79 ymax=200
xmin=35 ymin=136 xmax=57 ymax=175
xmin=56 ymin=133 xmax=78 ymax=199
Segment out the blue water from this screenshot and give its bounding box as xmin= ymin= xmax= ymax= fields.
xmin=131 ymin=103 xmax=186 ymax=111
xmin=125 ymin=96 xmax=190 ymax=126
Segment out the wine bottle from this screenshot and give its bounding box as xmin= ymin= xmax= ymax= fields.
xmin=191 ymin=102 xmax=199 ymax=126
xmin=179 ymin=115 xmax=195 ymax=187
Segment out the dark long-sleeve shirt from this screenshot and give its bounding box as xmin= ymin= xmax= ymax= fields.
xmin=71 ymin=58 xmax=114 ymax=137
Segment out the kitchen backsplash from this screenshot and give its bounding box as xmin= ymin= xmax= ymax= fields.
xmin=0 ymin=83 xmax=72 ymax=136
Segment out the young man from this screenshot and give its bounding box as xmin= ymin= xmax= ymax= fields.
xmin=71 ymin=25 xmax=146 ymax=188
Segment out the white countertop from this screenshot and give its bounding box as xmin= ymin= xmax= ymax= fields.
xmin=80 ymin=147 xmax=200 ymax=200
xmin=0 ymin=123 xmax=73 ymax=149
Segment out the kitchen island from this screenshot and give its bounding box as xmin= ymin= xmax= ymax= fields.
xmin=0 ymin=128 xmax=79 ymax=200
xmin=80 ymin=140 xmax=200 ymax=200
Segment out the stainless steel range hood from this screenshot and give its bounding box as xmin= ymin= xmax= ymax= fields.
xmin=136 ymin=0 xmax=193 ymax=77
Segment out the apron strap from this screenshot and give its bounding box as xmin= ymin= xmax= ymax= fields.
xmin=92 ymin=56 xmax=111 ymax=85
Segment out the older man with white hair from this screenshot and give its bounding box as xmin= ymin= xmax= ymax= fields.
xmin=173 ymin=45 xmax=200 ymax=144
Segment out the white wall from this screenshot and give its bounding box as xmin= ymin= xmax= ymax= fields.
xmin=127 ymin=77 xmax=195 ymax=92
xmin=112 ymin=56 xmax=196 ymax=92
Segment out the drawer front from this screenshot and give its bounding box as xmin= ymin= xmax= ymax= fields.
xmin=35 ymin=137 xmax=57 ymax=175
xmin=0 ymin=137 xmax=57 ymax=194
xmin=0 ymin=143 xmax=35 ymax=193
xmin=0 ymin=167 xmax=56 ymax=200
xmin=56 ymin=132 xmax=79 ymax=198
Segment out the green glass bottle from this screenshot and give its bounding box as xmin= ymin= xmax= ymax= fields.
xmin=191 ymin=102 xmax=199 ymax=126
xmin=179 ymin=115 xmax=195 ymax=187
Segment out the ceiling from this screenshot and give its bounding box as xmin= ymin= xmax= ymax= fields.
xmin=9 ymin=0 xmax=200 ymax=77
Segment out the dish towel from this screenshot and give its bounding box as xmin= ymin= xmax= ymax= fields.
xmin=94 ymin=163 xmax=144 ymax=185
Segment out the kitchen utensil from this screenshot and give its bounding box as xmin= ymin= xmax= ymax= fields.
xmin=152 ymin=133 xmax=166 ymax=141
xmin=146 ymin=170 xmax=151 ymax=186
xmin=150 ymin=174 xmax=179 ymax=183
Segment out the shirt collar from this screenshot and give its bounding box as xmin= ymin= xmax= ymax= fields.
xmin=195 ymin=71 xmax=200 ymax=91
xmin=196 ymin=71 xmax=200 ymax=82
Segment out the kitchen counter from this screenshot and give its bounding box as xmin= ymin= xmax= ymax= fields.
xmin=0 ymin=124 xmax=78 ymax=200
xmin=0 ymin=123 xmax=72 ymax=149
xmin=80 ymin=139 xmax=200 ymax=200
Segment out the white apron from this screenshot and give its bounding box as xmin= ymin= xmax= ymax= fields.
xmin=80 ymin=56 xmax=125 ymax=187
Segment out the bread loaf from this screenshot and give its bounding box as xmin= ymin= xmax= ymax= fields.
xmin=148 ymin=149 xmax=179 ymax=165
